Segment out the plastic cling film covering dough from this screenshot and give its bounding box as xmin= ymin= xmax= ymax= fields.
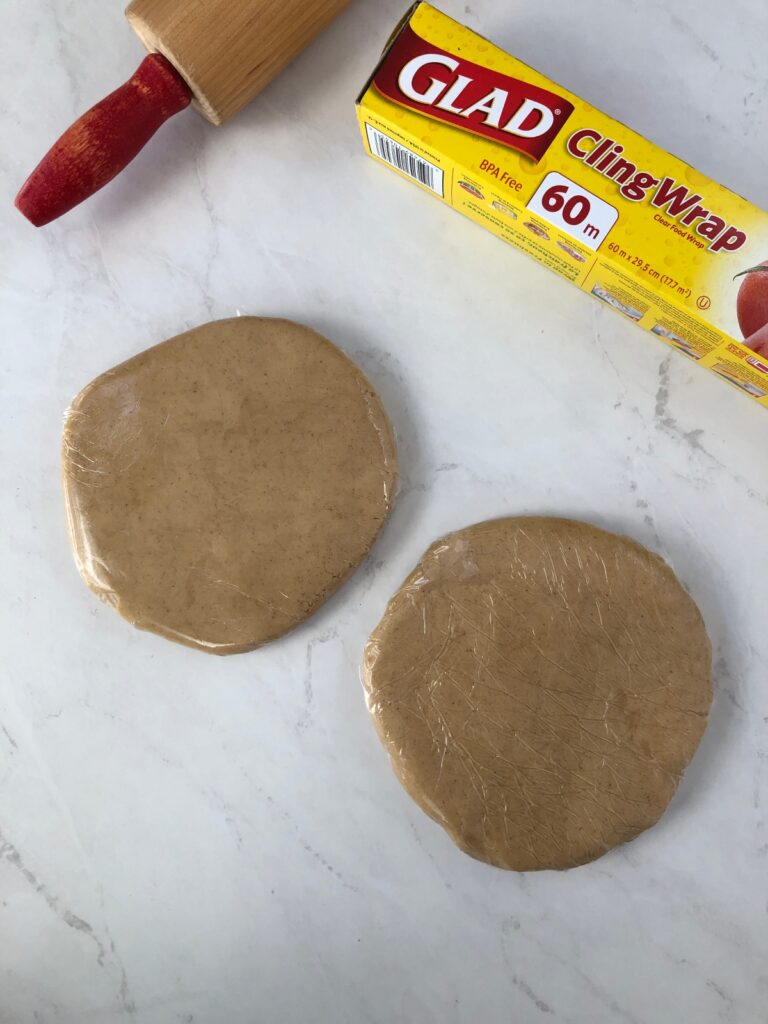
xmin=362 ymin=517 xmax=713 ymax=871
xmin=62 ymin=317 xmax=399 ymax=654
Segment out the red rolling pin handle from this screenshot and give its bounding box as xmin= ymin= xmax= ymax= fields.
xmin=15 ymin=54 xmax=192 ymax=227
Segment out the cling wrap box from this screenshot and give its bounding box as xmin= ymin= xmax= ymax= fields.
xmin=357 ymin=2 xmax=768 ymax=406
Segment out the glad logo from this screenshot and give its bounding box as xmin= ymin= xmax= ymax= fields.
xmin=374 ymin=25 xmax=574 ymax=162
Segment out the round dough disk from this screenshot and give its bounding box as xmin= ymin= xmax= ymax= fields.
xmin=63 ymin=318 xmax=398 ymax=654
xmin=363 ymin=517 xmax=712 ymax=870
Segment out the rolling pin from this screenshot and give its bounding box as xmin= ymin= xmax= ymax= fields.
xmin=15 ymin=0 xmax=353 ymax=226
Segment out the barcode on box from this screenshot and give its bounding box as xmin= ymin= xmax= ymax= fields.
xmin=365 ymin=124 xmax=444 ymax=197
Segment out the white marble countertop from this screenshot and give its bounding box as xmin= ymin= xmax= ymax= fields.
xmin=2 ymin=0 xmax=767 ymax=1021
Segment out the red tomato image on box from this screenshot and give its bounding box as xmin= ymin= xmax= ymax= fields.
xmin=736 ymin=261 xmax=768 ymax=356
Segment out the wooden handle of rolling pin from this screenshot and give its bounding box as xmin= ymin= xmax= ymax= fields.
xmin=15 ymin=54 xmax=192 ymax=227
xmin=126 ymin=0 xmax=355 ymax=126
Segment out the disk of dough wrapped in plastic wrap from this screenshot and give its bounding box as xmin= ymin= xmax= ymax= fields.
xmin=62 ymin=318 xmax=398 ymax=654
xmin=363 ymin=517 xmax=712 ymax=871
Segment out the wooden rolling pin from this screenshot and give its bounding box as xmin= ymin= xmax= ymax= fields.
xmin=16 ymin=0 xmax=353 ymax=226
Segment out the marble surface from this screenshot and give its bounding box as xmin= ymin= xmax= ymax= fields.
xmin=2 ymin=0 xmax=767 ymax=1020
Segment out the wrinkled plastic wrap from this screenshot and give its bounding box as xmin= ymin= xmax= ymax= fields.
xmin=62 ymin=317 xmax=398 ymax=654
xmin=363 ymin=517 xmax=712 ymax=871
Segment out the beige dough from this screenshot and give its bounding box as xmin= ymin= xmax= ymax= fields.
xmin=63 ymin=318 xmax=398 ymax=654
xmin=363 ymin=517 xmax=712 ymax=870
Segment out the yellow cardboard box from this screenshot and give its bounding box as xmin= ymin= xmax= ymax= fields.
xmin=356 ymin=2 xmax=768 ymax=406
